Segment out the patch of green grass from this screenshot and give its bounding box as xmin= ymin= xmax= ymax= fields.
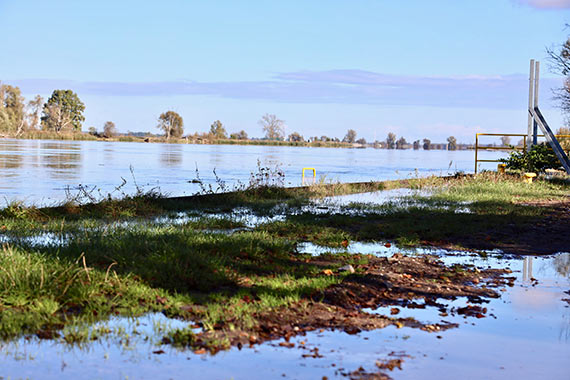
xmin=0 ymin=246 xmax=175 ymax=339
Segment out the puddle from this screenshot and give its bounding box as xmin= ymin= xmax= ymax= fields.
xmin=0 ymin=232 xmax=66 ymax=247
xmin=0 ymin=249 xmax=567 ymax=379
xmin=297 ymin=241 xmax=437 ymax=256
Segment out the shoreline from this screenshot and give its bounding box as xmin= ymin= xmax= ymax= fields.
xmin=1 ymin=133 xmax=476 ymax=150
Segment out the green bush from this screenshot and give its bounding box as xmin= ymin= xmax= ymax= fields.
xmin=500 ymin=143 xmax=561 ymax=173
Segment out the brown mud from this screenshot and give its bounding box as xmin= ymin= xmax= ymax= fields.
xmin=167 ymin=253 xmax=511 ymax=356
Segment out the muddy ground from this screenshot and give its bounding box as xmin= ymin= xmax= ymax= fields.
xmin=164 ymin=253 xmax=512 ymax=379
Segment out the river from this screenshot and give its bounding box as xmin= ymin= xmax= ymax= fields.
xmin=0 ymin=139 xmax=506 ymax=205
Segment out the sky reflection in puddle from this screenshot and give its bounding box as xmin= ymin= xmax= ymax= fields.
xmin=0 ymin=250 xmax=568 ymax=379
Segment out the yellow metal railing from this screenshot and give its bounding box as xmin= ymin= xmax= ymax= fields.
xmin=474 ymin=133 xmax=570 ymax=173
xmin=302 ymin=167 xmax=316 ymax=185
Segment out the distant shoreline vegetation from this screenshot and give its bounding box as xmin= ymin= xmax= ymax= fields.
xmin=0 ymin=82 xmax=480 ymax=150
xmin=0 ymin=129 xmax=479 ymax=150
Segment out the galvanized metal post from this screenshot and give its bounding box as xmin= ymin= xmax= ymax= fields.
xmin=533 ymin=61 xmax=540 ymax=145
xmin=527 ymin=60 xmax=535 ymax=151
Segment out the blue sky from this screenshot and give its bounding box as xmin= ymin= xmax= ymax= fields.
xmin=1 ymin=0 xmax=569 ymax=143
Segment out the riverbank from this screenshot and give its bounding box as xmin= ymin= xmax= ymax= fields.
xmin=3 ymin=131 xmax=356 ymax=148
xmin=0 ymin=172 xmax=568 ymax=377
xmin=3 ymin=131 xmax=474 ymax=150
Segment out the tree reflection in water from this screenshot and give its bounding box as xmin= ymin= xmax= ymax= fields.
xmin=40 ymin=141 xmax=82 ymax=180
xmin=160 ymin=144 xmax=182 ymax=167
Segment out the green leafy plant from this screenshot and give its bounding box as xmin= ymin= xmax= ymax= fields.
xmin=500 ymin=143 xmax=561 ymax=173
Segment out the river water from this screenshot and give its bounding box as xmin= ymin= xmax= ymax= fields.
xmin=0 ymin=139 xmax=506 ymax=205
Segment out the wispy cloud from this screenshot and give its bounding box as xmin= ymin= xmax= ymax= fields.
xmin=513 ymin=0 xmax=570 ymax=9
xmin=7 ymin=69 xmax=562 ymax=109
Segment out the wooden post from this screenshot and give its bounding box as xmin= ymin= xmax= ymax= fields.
xmin=533 ymin=61 xmax=540 ymax=145
xmin=527 ymin=60 xmax=535 ymax=151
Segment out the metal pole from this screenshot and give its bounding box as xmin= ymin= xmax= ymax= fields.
xmin=527 ymin=60 xmax=534 ymax=151
xmin=533 ymin=61 xmax=540 ymax=145
xmin=474 ymin=133 xmax=479 ymax=173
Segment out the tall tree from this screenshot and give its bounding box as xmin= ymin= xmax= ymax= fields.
xmin=547 ymin=29 xmax=570 ymax=119
xmin=103 ymin=121 xmax=117 ymax=138
xmin=209 ymin=120 xmax=227 ymax=139
xmin=396 ymin=136 xmax=407 ymax=149
xmin=259 ymin=114 xmax=285 ymax=140
xmin=447 ymin=136 xmax=458 ymax=150
xmin=386 ymin=132 xmax=396 ymax=149
xmin=413 ymin=140 xmax=420 ymax=150
xmin=343 ymin=129 xmax=357 ymax=143
xmin=26 ymin=95 xmax=44 ymax=131
xmin=157 ymin=111 xmax=184 ymax=139
xmin=0 ymin=84 xmax=25 ymax=134
xmin=423 ymin=138 xmax=431 ymax=150
xmin=41 ymin=90 xmax=85 ymax=132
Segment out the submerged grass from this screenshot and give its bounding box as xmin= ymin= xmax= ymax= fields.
xmin=0 ymin=171 xmax=567 ymax=345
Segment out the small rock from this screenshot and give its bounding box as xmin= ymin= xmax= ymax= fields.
xmin=338 ymin=264 xmax=355 ymax=274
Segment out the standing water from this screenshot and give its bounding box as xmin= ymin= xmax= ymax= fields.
xmin=0 ymin=139 xmax=506 ymax=205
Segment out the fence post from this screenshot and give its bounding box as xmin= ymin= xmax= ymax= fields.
xmin=527 ymin=59 xmax=535 ymax=151
xmin=533 ymin=61 xmax=540 ymax=145
xmin=474 ymin=133 xmax=479 ymax=173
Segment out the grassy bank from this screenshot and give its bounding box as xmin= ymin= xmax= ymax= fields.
xmin=0 ymin=172 xmax=567 ymax=348
xmin=5 ymin=131 xmax=354 ymax=148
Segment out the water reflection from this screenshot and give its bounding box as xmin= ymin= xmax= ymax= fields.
xmin=553 ymin=253 xmax=570 ymax=278
xmin=160 ymin=144 xmax=183 ymax=167
xmin=40 ymin=142 xmax=82 ymax=180
xmin=522 ymin=256 xmax=534 ymax=282
xmin=0 ymin=153 xmax=23 ymax=171
xmin=0 ymin=141 xmax=24 ymax=174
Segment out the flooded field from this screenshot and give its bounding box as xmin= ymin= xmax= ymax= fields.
xmin=0 ymin=139 xmax=506 ymax=205
xmin=0 ymin=249 xmax=567 ymax=380
xmin=0 ymin=173 xmax=568 ymax=379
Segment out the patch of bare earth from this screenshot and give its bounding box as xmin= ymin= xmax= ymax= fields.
xmin=180 ymin=253 xmax=511 ymax=354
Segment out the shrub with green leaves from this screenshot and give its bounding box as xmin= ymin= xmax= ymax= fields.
xmin=500 ymin=143 xmax=561 ymax=173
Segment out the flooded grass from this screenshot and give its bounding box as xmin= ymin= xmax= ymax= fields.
xmin=0 ymin=172 xmax=568 ymax=377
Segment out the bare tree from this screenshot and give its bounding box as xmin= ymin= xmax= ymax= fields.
xmin=103 ymin=121 xmax=117 ymax=138
xmin=43 ymin=104 xmax=73 ymax=134
xmin=26 ymin=95 xmax=43 ymax=131
xmin=500 ymin=136 xmax=511 ymax=146
xmin=157 ymin=111 xmax=184 ymax=139
xmin=547 ymin=28 xmax=570 ymax=119
xmin=259 ymin=113 xmax=285 ymax=140
xmin=343 ymin=129 xmax=357 ymax=143
xmin=386 ymin=132 xmax=396 ymax=149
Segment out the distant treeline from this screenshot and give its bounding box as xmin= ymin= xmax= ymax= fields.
xmin=1 ymin=82 xmax=472 ymax=150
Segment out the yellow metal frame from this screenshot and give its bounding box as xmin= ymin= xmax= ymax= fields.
xmin=302 ymin=167 xmax=316 ymax=180
xmin=474 ymin=133 xmax=570 ymax=173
